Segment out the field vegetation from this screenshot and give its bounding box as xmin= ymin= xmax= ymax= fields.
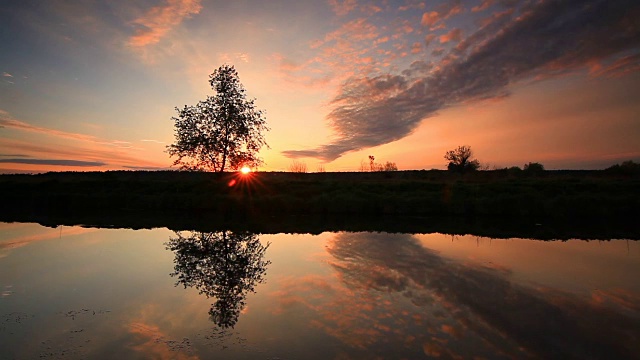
xmin=1 ymin=166 xmax=637 ymax=221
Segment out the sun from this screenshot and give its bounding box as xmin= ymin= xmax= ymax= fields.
xmin=240 ymin=166 xmax=251 ymax=174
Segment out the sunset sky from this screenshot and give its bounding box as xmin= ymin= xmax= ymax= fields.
xmin=1 ymin=0 xmax=639 ymax=173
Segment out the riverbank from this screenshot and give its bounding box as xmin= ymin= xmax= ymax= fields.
xmin=1 ymin=169 xmax=638 ymax=222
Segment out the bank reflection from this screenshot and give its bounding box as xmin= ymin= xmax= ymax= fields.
xmin=166 ymin=231 xmax=270 ymax=328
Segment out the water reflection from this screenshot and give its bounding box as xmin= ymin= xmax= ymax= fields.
xmin=165 ymin=231 xmax=270 ymax=328
xmin=323 ymin=232 xmax=640 ymax=358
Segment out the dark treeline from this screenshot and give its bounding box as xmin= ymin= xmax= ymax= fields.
xmin=1 ymin=169 xmax=638 ymax=239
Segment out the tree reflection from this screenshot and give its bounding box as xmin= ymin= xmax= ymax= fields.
xmin=166 ymin=231 xmax=270 ymax=328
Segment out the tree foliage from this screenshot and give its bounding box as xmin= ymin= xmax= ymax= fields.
xmin=167 ymin=65 xmax=269 ymax=172
xmin=445 ymin=145 xmax=480 ymax=172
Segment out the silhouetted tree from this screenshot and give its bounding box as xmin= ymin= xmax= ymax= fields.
xmin=523 ymin=162 xmax=545 ymax=173
xmin=167 ymin=65 xmax=269 ymax=172
xmin=444 ymin=145 xmax=480 ymax=173
xmin=166 ymin=231 xmax=270 ymax=328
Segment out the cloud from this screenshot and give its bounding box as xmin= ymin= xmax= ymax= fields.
xmin=0 ymin=110 xmax=98 ymax=142
xmin=424 ymin=34 xmax=436 ymax=47
xmin=0 ymin=137 xmax=165 ymax=170
xmin=122 ymin=165 xmax=171 ymax=170
xmin=0 ymin=110 xmax=139 ymax=150
xmin=0 ymin=158 xmax=106 ymax=167
xmin=472 ymin=0 xmax=496 ymax=12
xmin=129 ymin=0 xmax=202 ymax=47
xmin=411 ymin=42 xmax=422 ymax=54
xmin=0 ymin=153 xmax=30 ymax=157
xmin=323 ymin=232 xmax=640 ymax=359
xmin=589 ymin=53 xmax=640 ymax=78
xmin=2 ymin=72 xmax=12 ymax=77
xmin=283 ymin=0 xmax=640 ymax=161
xmin=329 ymin=0 xmax=358 ymax=16
xmin=420 ymin=0 xmax=464 ymax=30
xmin=420 ymin=11 xmax=441 ymax=28
xmin=439 ymin=28 xmax=463 ymax=43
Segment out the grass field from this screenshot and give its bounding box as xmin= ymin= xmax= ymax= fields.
xmin=1 ymin=169 xmax=638 ymax=218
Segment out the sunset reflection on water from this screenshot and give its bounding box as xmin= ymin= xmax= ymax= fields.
xmin=0 ymin=223 xmax=638 ymax=359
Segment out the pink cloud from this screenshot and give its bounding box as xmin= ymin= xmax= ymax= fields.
xmin=0 ymin=110 xmax=142 ymax=151
xmin=472 ymin=0 xmax=495 ymax=12
xmin=360 ymin=4 xmax=383 ymax=15
xmin=589 ymin=53 xmax=640 ymax=78
xmin=421 ymin=2 xmax=464 ymax=30
xmin=421 ymin=11 xmax=441 ymax=28
xmin=411 ymin=42 xmax=422 ymax=54
xmin=129 ymin=0 xmax=202 ymax=47
xmin=374 ymin=36 xmax=390 ymax=45
xmin=328 ymin=0 xmax=358 ymax=16
xmin=399 ymin=3 xmax=425 ymax=11
xmin=439 ymin=28 xmax=463 ymax=43
xmin=0 ymin=110 xmax=97 ymax=143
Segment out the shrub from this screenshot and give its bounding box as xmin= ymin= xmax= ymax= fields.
xmin=289 ymin=160 xmax=307 ymax=173
xmin=523 ymin=162 xmax=545 ymax=173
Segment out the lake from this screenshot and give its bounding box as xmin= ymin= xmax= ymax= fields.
xmin=1 ymin=222 xmax=639 ymax=359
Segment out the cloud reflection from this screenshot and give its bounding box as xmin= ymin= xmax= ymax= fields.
xmin=322 ymin=232 xmax=640 ymax=358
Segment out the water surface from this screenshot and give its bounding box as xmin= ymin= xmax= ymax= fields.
xmin=1 ymin=222 xmax=639 ymax=359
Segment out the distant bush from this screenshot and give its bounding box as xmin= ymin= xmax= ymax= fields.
xmin=382 ymin=161 xmax=398 ymax=171
xmin=289 ymin=160 xmax=307 ymax=173
xmin=606 ymin=160 xmax=640 ymax=175
xmin=360 ymin=156 xmax=398 ymax=172
xmin=523 ymin=162 xmax=545 ymax=174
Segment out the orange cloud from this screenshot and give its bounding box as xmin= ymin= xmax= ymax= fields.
xmin=439 ymin=28 xmax=463 ymax=43
xmin=129 ymin=0 xmax=202 ymax=47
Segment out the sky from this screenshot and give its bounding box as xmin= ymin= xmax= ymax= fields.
xmin=1 ymin=0 xmax=639 ymax=173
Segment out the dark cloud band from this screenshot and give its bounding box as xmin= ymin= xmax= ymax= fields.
xmin=0 ymin=159 xmax=106 ymax=167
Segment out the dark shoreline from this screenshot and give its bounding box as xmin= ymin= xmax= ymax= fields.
xmin=1 ymin=169 xmax=638 ymax=239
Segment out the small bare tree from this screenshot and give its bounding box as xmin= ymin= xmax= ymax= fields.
xmin=289 ymin=160 xmax=307 ymax=173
